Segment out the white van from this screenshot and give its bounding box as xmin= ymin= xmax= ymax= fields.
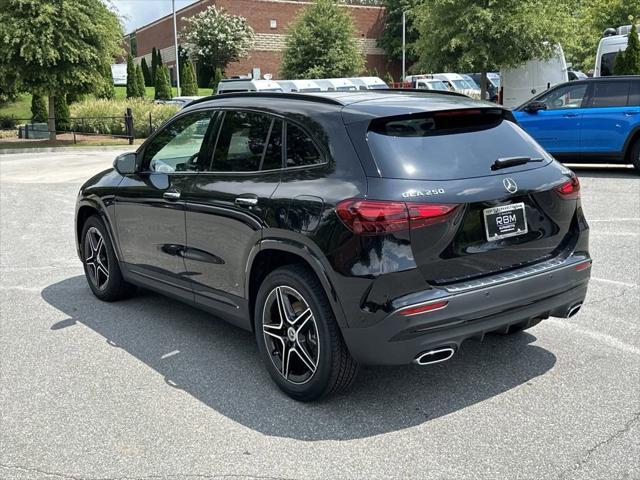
xmin=216 ymin=78 xmax=284 ymax=94
xmin=276 ymin=79 xmax=322 ymax=92
xmin=432 ymin=73 xmax=481 ymax=99
xmin=594 ymin=26 xmax=636 ymax=77
xmin=405 ymin=75 xmax=449 ymax=91
xmin=312 ymin=78 xmax=358 ymax=92
xmin=500 ymin=45 xmax=568 ymax=108
xmin=347 ymin=77 xmax=389 ymax=90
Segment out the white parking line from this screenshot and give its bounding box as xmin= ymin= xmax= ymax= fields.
xmin=589 ymin=218 xmax=640 ymax=222
xmin=591 ymin=277 xmax=639 ymax=288
xmin=546 ymin=319 xmax=640 ymax=356
xmin=590 ymin=231 xmax=639 ymax=236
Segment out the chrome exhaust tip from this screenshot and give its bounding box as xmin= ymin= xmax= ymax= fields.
xmin=567 ymin=303 xmax=582 ymax=318
xmin=414 ymin=347 xmax=455 ymax=366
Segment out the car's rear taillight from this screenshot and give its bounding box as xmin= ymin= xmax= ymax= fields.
xmin=555 ymin=176 xmax=580 ymax=200
xmin=336 ymin=199 xmax=458 ymax=235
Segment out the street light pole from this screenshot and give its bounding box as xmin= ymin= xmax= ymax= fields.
xmin=172 ymin=0 xmax=181 ymax=97
xmin=401 ymin=11 xmax=406 ymax=84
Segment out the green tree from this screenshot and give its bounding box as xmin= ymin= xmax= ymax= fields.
xmin=155 ymin=65 xmax=172 ymax=100
xmin=623 ymin=24 xmax=640 ymax=74
xmin=94 ymin=63 xmax=115 ymax=100
xmin=141 ymin=57 xmax=152 ymax=86
xmin=126 ymin=54 xmax=137 ymax=98
xmin=151 ymin=47 xmax=158 ymax=80
xmin=181 ymin=62 xmax=198 ymax=96
xmin=378 ymin=0 xmax=419 ymax=67
xmin=135 ymin=64 xmax=146 ymax=98
xmin=0 ymin=0 xmax=123 ymax=140
xmin=157 ymin=49 xmax=163 ymax=68
xmin=383 ymin=71 xmax=395 ymax=86
xmin=413 ymin=0 xmax=571 ymax=98
xmin=211 ymin=67 xmax=224 ymax=93
xmin=281 ymin=0 xmax=364 ymax=78
xmin=54 ymin=94 xmax=70 ymax=131
xmin=182 ymin=5 xmax=254 ymax=75
xmin=31 ymin=94 xmax=48 ymax=123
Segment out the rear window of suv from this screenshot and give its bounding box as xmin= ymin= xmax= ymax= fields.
xmin=367 ymin=109 xmax=549 ymax=180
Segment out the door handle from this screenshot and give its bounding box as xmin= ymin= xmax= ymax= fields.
xmin=163 ymin=190 xmax=181 ymax=201
xmin=562 ymin=113 xmax=579 ymax=118
xmin=624 ymin=111 xmax=640 ymax=116
xmin=235 ymin=195 xmax=258 ymax=206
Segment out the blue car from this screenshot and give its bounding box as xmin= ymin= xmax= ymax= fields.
xmin=513 ymin=76 xmax=640 ymax=171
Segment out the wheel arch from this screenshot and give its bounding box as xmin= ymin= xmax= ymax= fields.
xmin=622 ymin=125 xmax=640 ymax=163
xmin=75 ymin=199 xmax=121 ymax=262
xmin=245 ymin=240 xmax=348 ymax=331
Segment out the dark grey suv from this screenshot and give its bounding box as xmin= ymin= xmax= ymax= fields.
xmin=75 ymin=91 xmax=591 ymax=401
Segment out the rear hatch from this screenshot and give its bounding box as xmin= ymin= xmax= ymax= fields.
xmin=361 ymin=107 xmax=580 ymax=284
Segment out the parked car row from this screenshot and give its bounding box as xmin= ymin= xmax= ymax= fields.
xmin=216 ymin=76 xmax=389 ymax=95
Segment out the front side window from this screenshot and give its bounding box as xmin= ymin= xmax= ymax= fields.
xmin=538 ymin=84 xmax=588 ymax=110
xmin=587 ymin=81 xmax=631 ymax=107
xmin=210 ymin=111 xmax=282 ymax=172
xmin=144 ymin=110 xmax=214 ymax=173
xmin=285 ymin=123 xmax=323 ymax=168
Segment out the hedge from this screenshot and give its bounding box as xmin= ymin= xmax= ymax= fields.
xmin=69 ymin=98 xmax=179 ymax=138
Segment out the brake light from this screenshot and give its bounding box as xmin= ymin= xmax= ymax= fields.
xmin=336 ymin=199 xmax=457 ymax=235
xmin=575 ymin=260 xmax=592 ymax=271
xmin=555 ymin=176 xmax=581 ymax=199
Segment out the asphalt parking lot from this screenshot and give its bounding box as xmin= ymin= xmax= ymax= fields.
xmin=1 ymin=149 xmax=639 ymax=480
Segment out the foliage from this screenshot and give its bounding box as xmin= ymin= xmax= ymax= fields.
xmin=614 ymin=23 xmax=640 ymax=74
xmin=54 ymin=94 xmax=70 ymax=130
xmin=281 ymin=0 xmax=364 ymax=78
xmin=564 ymin=0 xmax=640 ymax=72
xmin=157 ymin=49 xmax=163 ymax=68
xmin=135 ymin=65 xmax=146 ymax=98
xmin=378 ymin=0 xmax=419 ymax=66
xmin=413 ymin=0 xmax=571 ymax=96
xmin=211 ymin=67 xmax=224 ymax=93
xmin=141 ymin=57 xmax=152 ymax=86
xmin=383 ymin=71 xmax=394 ymax=86
xmin=0 ymin=114 xmax=18 ymax=129
xmin=154 ymin=65 xmax=173 ymax=100
xmin=31 ymin=94 xmax=48 ymax=123
xmin=151 ymin=47 xmax=158 ymax=80
xmin=70 ymin=98 xmax=179 ymax=138
xmin=181 ymin=63 xmax=198 ymax=96
xmin=126 ymin=54 xmax=137 ymax=98
xmin=94 ymin=63 xmax=115 ymax=100
xmin=182 ymin=5 xmax=255 ymax=74
xmin=0 ymin=0 xmax=123 ymax=138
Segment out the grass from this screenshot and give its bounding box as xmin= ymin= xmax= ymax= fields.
xmin=0 ymin=138 xmax=144 ymax=149
xmin=0 ymin=86 xmax=213 ymax=119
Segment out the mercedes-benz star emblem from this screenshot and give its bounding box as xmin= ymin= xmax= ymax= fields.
xmin=503 ymin=178 xmax=518 ymax=194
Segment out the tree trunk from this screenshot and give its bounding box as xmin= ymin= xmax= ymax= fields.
xmin=480 ymin=71 xmax=488 ymax=101
xmin=48 ymin=94 xmax=57 ymax=141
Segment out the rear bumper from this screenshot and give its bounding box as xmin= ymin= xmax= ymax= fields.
xmin=341 ymin=254 xmax=591 ymax=365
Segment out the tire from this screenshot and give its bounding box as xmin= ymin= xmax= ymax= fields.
xmin=630 ymin=138 xmax=640 ymax=173
xmin=495 ymin=318 xmax=543 ymax=335
xmin=81 ymin=215 xmax=136 ymax=302
xmin=253 ymin=264 xmax=358 ymax=401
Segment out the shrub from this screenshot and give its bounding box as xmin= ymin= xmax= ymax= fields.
xmin=141 ymin=57 xmax=152 ymax=86
xmin=181 ymin=62 xmax=198 ymax=95
xmin=126 ymin=54 xmax=137 ymax=98
xmin=70 ymin=98 xmax=179 ymax=138
xmin=135 ymin=65 xmax=146 ymax=98
xmin=31 ymin=94 xmax=48 ymax=122
xmin=55 ymin=94 xmax=70 ymax=130
xmin=155 ymin=65 xmax=172 ymax=100
xmin=0 ymin=114 xmax=18 ymax=129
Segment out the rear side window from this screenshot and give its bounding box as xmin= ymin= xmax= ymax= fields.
xmin=587 ymin=81 xmax=631 ymax=107
xmin=600 ymin=52 xmax=617 ymax=76
xmin=285 ymin=123 xmax=323 ymax=168
xmin=367 ymin=109 xmax=549 ymax=180
xmin=629 ymin=81 xmax=640 ymax=106
xmin=210 ymin=111 xmax=281 ymax=172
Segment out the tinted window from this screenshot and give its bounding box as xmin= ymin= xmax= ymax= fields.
xmin=285 ymin=123 xmax=323 ymax=168
xmin=144 ymin=110 xmax=213 ymax=173
xmin=587 ymin=81 xmax=631 ymax=107
xmin=629 ymin=81 xmax=640 ymax=106
xmin=262 ymin=119 xmax=283 ymax=170
xmin=600 ymin=52 xmax=617 ymax=76
xmin=537 ymin=83 xmax=587 ymax=110
xmin=367 ymin=111 xmax=550 ymax=181
xmin=210 ymin=111 xmax=275 ymax=172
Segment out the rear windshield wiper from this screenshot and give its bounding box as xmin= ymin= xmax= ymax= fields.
xmin=491 ymin=156 xmax=544 ymax=171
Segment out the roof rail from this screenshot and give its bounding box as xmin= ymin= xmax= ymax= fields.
xmin=382 ymin=88 xmax=469 ymax=98
xmin=186 ymin=91 xmax=345 ymax=107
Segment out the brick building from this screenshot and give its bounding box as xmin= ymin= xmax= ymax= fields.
xmin=124 ymin=0 xmax=397 ymax=83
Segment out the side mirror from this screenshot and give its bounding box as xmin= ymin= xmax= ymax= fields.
xmin=113 ymin=152 xmax=138 ymax=175
xmin=525 ymin=101 xmax=547 ymax=113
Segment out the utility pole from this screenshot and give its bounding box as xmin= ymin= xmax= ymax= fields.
xmin=172 ymin=0 xmax=181 ymax=97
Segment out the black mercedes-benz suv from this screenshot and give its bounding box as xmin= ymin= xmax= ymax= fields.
xmin=75 ymin=91 xmax=591 ymax=401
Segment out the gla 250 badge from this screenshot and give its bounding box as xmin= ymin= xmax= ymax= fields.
xmin=401 ymin=188 xmax=446 ymax=198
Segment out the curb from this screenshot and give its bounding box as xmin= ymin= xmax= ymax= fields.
xmin=0 ymin=145 xmax=135 ymax=155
